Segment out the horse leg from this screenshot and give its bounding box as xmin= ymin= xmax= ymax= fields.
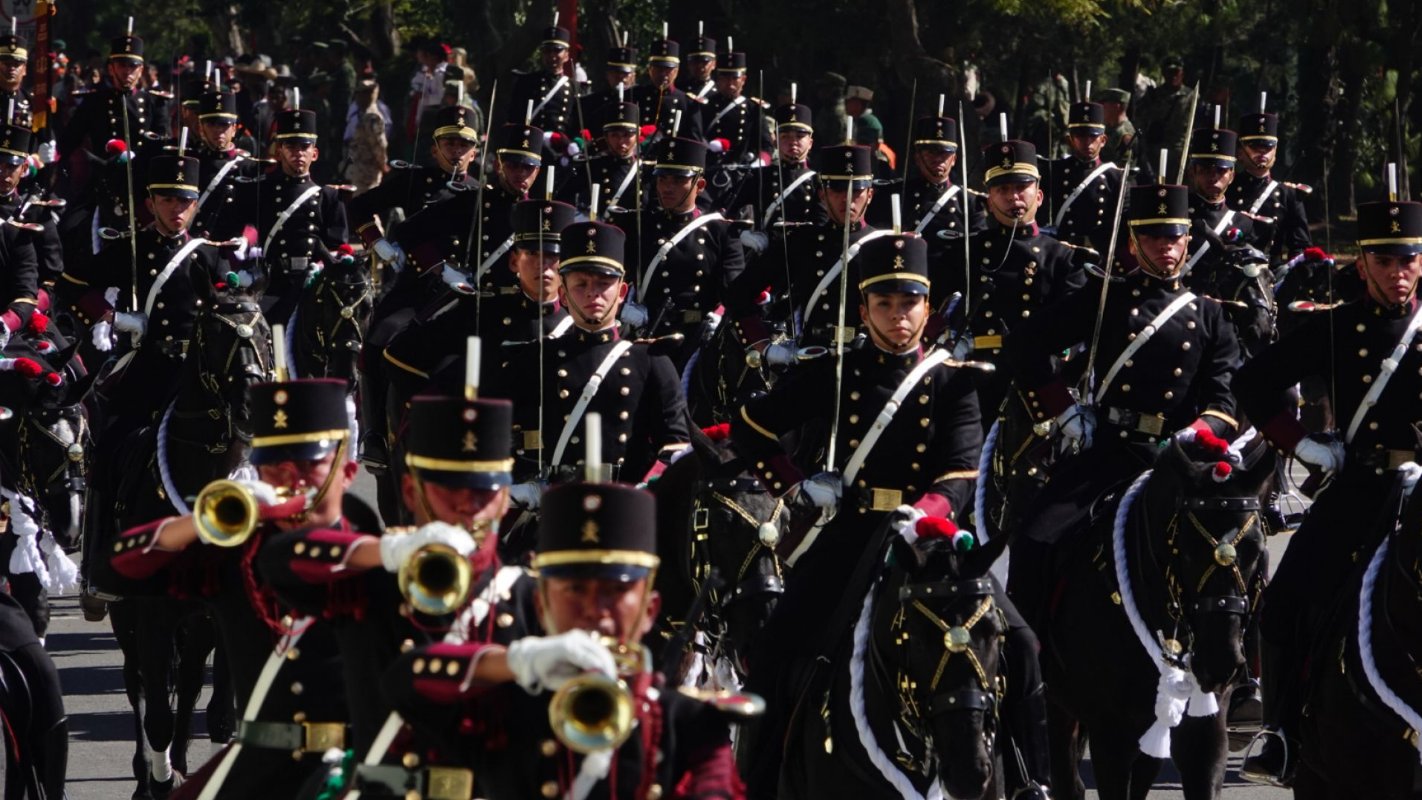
xmin=1170 ymin=710 xmax=1227 ymax=800
xmin=172 ymin=609 xmax=216 ymax=774
xmin=108 ymin=600 xmax=152 ymax=797
xmin=206 ymin=627 xmax=235 ymax=744
xmin=134 ymin=600 xmax=179 ymax=785
xmin=1082 ymin=726 xmax=1142 ymax=800
xmin=1046 ymin=704 xmax=1086 ymax=800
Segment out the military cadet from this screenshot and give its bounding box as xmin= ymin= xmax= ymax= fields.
xmin=1237 ymin=199 xmax=1422 ymax=786
xmin=0 ymin=32 xmax=53 ymax=153
xmin=634 ymin=38 xmax=704 ymax=145
xmin=1227 ymin=111 xmax=1311 ymax=263
xmin=580 ymin=45 xmax=639 ymax=140
xmin=109 ymin=378 xmax=362 ymax=797
xmin=1041 ymin=101 xmax=1125 ymax=256
xmin=256 ymin=107 xmax=349 ymax=322
xmin=256 ymin=393 xmax=531 ymax=769
xmin=383 ymin=199 xmax=576 ymax=414
xmin=348 ymin=104 xmax=479 ymax=251
xmin=383 ymin=480 xmax=746 ymax=800
xmin=677 ymin=33 xmax=717 ymax=101
xmin=488 ymin=220 xmax=691 ymax=489
xmin=624 ymin=137 xmax=746 ymax=369
xmin=730 ymin=234 xmax=1059 ymax=796
xmin=867 ymin=114 xmax=986 ymax=256
xmin=189 ymin=89 xmax=262 ymax=242
xmin=728 ymin=100 xmax=825 ymax=231
xmin=0 ymin=122 xmax=63 ymax=291
xmin=1094 ymin=87 xmax=1140 ymax=169
xmin=700 ymin=48 xmax=768 ymax=172
xmin=557 ymin=101 xmax=644 ymax=216
xmin=506 ymin=25 xmax=575 ymax=141
xmin=1003 ymin=182 xmax=1241 ymax=633
xmin=57 ymin=31 xmax=173 ymax=233
xmin=938 ymin=140 xmax=1084 ymax=423
xmin=58 ymin=154 xmax=226 ymax=436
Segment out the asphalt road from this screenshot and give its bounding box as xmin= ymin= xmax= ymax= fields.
xmin=50 ymin=468 xmax=1294 ymax=799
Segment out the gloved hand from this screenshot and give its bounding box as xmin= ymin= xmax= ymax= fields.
xmin=738 ymin=229 xmax=770 ymax=254
xmin=377 ymin=521 xmax=476 ymax=573
xmin=620 ymin=300 xmax=649 ymax=329
xmin=763 ymin=341 xmax=797 ymax=367
xmin=509 ymin=481 xmax=543 ymax=511
xmin=1055 ymin=404 xmax=1095 ymax=448
xmin=793 ymin=471 xmax=842 ymax=522
xmin=0 ymin=319 xmax=11 ymax=351
xmin=1294 ymin=435 xmax=1344 ymax=473
xmin=506 ymin=630 xmax=618 ymax=694
xmin=113 ymin=311 xmax=147 ymax=337
xmin=91 ymin=320 xmax=114 ymax=352
xmin=372 ymin=237 xmax=404 ymax=266
xmin=36 ymin=141 xmax=57 ymax=165
xmin=441 ymin=264 xmax=474 ymax=292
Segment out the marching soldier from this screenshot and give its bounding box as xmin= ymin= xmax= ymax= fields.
xmin=190 ymin=89 xmax=262 ymax=242
xmin=0 ymin=123 xmax=63 ymax=291
xmin=581 ymin=45 xmax=639 ymax=140
xmin=505 ymin=25 xmax=575 ymax=141
xmin=1041 ymin=101 xmax=1125 ymax=256
xmin=1237 ymin=199 xmax=1422 ymax=787
xmin=349 ymin=104 xmax=479 ymax=252
xmin=0 ymin=32 xmax=54 ymax=153
xmin=557 ymin=101 xmax=645 ymax=216
xmin=1095 ymin=87 xmax=1140 ymax=168
xmin=677 ymin=33 xmax=718 ymax=101
xmin=700 ymin=48 xmax=768 ymax=171
xmin=625 ymin=137 xmax=746 ymax=369
xmin=868 ymin=114 xmax=986 ymax=255
xmin=729 ymin=101 xmax=824 ymax=230
xmin=109 ymin=378 xmax=364 ymax=798
xmin=732 ymin=235 xmax=1053 ymax=796
xmin=726 ymin=143 xmax=883 ymax=357
xmin=256 ymin=107 xmax=349 ymax=322
xmin=938 ymin=139 xmax=1084 ymax=423
xmin=488 ymin=220 xmax=691 ymax=489
xmin=57 ymin=31 xmax=173 ymax=232
xmin=634 ymin=38 xmax=704 ymax=145
xmin=383 ymin=479 xmax=747 ymax=799
xmin=1227 ymin=111 xmax=1311 ymax=263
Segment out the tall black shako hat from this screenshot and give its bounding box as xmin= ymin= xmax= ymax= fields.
xmin=1358 ymin=200 xmax=1422 ymax=257
xmin=1189 ymin=128 xmax=1237 ymax=168
xmin=1127 ymin=184 xmax=1190 ymax=238
xmin=602 ymin=101 xmax=640 ymax=131
xmin=559 ymin=221 xmax=626 ymax=278
xmin=404 ymin=396 xmax=514 ymax=490
xmin=983 ymin=140 xmax=1040 ymax=187
xmin=1067 ymin=101 xmax=1106 ymax=134
xmin=493 ymin=122 xmax=544 ymax=166
xmin=146 ymin=155 xmax=200 ymax=199
xmin=913 ymin=116 xmax=958 ymax=152
xmin=250 ymin=379 xmax=350 ymax=465
xmin=1237 ymin=113 xmax=1279 ymax=146
xmin=775 ymin=103 xmax=813 ymax=132
xmin=511 ymin=199 xmax=577 ymax=255
xmin=532 ymin=482 xmax=659 ymax=581
xmin=275 ymin=109 xmax=319 ymax=143
xmin=0 ymin=124 xmax=32 ymax=167
xmin=817 ymin=144 xmax=873 ymax=189
xmin=858 ymin=233 xmax=930 ymax=296
xmin=199 ymin=89 xmax=239 ymax=121
xmin=433 ymin=105 xmax=479 ymax=142
xmin=653 ymin=137 xmax=706 ymax=176
xmin=110 ymin=34 xmax=143 ymax=64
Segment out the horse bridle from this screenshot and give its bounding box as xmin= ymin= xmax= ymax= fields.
xmin=690 ymin=482 xmax=786 ymax=612
xmin=174 ymin=300 xmax=270 ymax=453
xmin=307 ymin=273 xmax=372 ymax=366
xmin=893 ymin=576 xmax=1003 ymax=720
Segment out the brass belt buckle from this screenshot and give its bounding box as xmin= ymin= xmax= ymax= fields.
xmin=425 ymin=766 xmax=475 ymax=800
xmin=832 ymin=325 xmax=856 ymax=344
xmin=683 ymin=309 xmax=703 ymax=323
xmin=973 ymin=334 xmax=1003 ymax=350
xmin=870 ymin=488 xmax=903 ymax=511
xmin=499 ymin=286 xmax=521 ymax=295
xmin=1389 ymin=450 xmax=1415 ymax=470
xmin=302 ymin=721 xmax=345 ymax=752
xmin=523 ymin=430 xmax=542 ymax=450
xmin=1137 ymin=414 xmax=1165 ymax=436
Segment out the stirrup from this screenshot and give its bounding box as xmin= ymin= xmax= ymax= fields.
xmin=1239 ymin=727 xmax=1291 ymax=787
xmin=1011 ymin=784 xmax=1052 ymax=800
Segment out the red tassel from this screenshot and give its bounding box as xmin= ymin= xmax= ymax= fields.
xmin=1212 ymin=461 xmax=1232 ymax=482
xmin=43 ymin=372 xmax=62 ymax=386
xmin=12 ymin=358 xmax=40 ymax=377
xmin=914 ymin=516 xmax=958 ymax=539
xmin=701 ymin=422 xmax=731 ymax=441
xmin=27 ymin=312 xmax=47 ymax=334
xmin=105 ymin=138 xmax=128 ymax=155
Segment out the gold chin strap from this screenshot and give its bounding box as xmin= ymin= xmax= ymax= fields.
xmin=408 ymin=469 xmax=496 ymax=546
xmin=1129 ymin=228 xmax=1181 ymax=281
xmin=277 ymin=435 xmax=350 ymax=525
xmin=862 ymin=294 xmax=928 ymax=352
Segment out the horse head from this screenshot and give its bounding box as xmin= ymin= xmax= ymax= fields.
xmin=879 ymin=520 xmax=1010 ymax=800
xmin=186 ymin=288 xmax=271 ymax=444
xmin=295 ymin=255 xmax=373 ymax=385
xmin=1138 ymin=434 xmax=1276 ymax=693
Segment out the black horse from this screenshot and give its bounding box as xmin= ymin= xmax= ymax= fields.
xmin=650 ymin=426 xmax=785 ymax=684
xmin=684 ymin=316 xmax=775 ymax=427
xmin=93 ymin=291 xmax=271 ymax=797
xmin=778 ymin=520 xmax=1010 ymax=799
xmin=1042 ymin=437 xmax=1275 ymax=800
xmin=285 ymin=253 xmax=374 ymax=384
xmin=1293 ymin=474 xmax=1422 ymax=798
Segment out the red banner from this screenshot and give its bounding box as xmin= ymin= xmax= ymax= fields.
xmin=31 ymin=0 xmax=50 ymax=132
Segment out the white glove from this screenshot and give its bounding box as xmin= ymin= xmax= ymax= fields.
xmin=36 ymin=141 xmax=57 ymax=165
xmin=441 ymin=263 xmax=473 ymax=292
xmin=113 ymin=311 xmax=147 ymax=337
xmin=704 ymin=309 xmax=722 ymax=330
xmin=377 ymin=521 xmax=476 ymax=573
xmin=795 ymin=471 xmax=842 ymax=521
xmin=246 ymin=246 xmax=264 ymax=263
xmin=509 ymin=481 xmax=543 ymax=510
xmin=1398 ymin=461 xmax=1422 ymax=497
xmin=0 ymin=320 xmax=11 ymax=351
xmin=738 ymin=229 xmax=770 ymax=254
xmin=233 ymin=479 xmax=281 ymax=507
xmin=620 ymin=300 xmax=649 ymax=328
xmin=764 ymin=342 xmax=797 ymax=367
xmin=1294 ymin=436 xmax=1344 ymax=473
xmin=91 ymin=320 xmax=114 ymax=352
xmin=1055 ymin=405 xmax=1095 ymax=448
xmin=506 ymin=629 xmax=618 ymax=694
xmin=373 ymin=238 xmax=404 ymax=266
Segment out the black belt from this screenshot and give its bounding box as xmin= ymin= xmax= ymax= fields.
xmin=354 ymin=763 xmax=474 ymax=800
xmin=236 ymin=719 xmax=347 ymax=753
xmin=1101 ymin=405 xmax=1168 ymax=439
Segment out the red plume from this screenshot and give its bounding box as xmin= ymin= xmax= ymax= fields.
xmin=700 ymin=422 xmax=731 ymax=441
xmin=1212 ymin=461 xmax=1232 ymax=482
xmin=914 ymin=516 xmax=959 ymax=540
xmin=27 ymin=312 xmax=47 ymax=334
xmin=1195 ymin=429 xmax=1229 ymax=456
xmin=1304 ymin=246 xmax=1330 ymax=262
xmin=12 ymin=358 xmax=40 ymax=377
xmin=43 ymin=372 xmax=62 ymax=387
xmin=105 ymin=138 xmax=128 ymax=155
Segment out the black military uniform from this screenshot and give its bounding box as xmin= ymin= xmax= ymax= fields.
xmin=1041 ymin=102 xmax=1124 ymax=256
xmin=1226 ymin=112 xmax=1311 ymax=262
xmin=634 ymin=40 xmax=704 ymax=144
xmin=557 ymin=102 xmax=646 ymax=215
xmin=0 ymin=123 xmax=46 ymax=311
xmin=0 ymin=34 xmax=49 ymax=144
xmin=938 ymin=140 xmax=1085 ymax=421
xmin=383 ymin=481 xmax=746 ymax=800
xmin=383 ymin=199 xmax=576 ymax=405
xmin=56 ymin=34 xmax=173 ymax=231
xmin=726 ymin=144 xmax=881 ymax=351
xmin=700 ymin=52 xmax=767 ymax=167
xmin=867 ymin=115 xmax=987 ymax=254
xmin=1237 ymin=200 xmax=1422 ymax=784
xmin=506 ymin=26 xmax=575 ymax=139
xmin=257 ymin=108 xmax=348 ymax=321
xmin=1004 ymin=184 xmax=1241 ymax=625
xmin=581 ymin=47 xmax=639 ymax=139
xmin=110 ymin=380 xmax=359 ymax=798
xmin=1182 ymin=128 xmax=1256 ymax=286
xmin=488 ymin=221 xmax=691 ymax=484
xmin=728 ymin=102 xmax=825 ymax=229
xmin=675 ymin=35 xmax=717 ymax=102
xmin=190 ymin=89 xmax=262 ymax=242
xmin=627 ymin=137 xmax=746 ymax=368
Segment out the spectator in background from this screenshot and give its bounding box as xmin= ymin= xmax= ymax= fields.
xmin=345 ymin=79 xmax=388 ymax=194
xmin=408 ymin=38 xmax=448 ymax=141
xmin=814 ymin=72 xmax=848 ymax=147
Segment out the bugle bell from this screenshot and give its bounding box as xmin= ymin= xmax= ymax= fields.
xmin=194 ymin=479 xmax=260 ymax=547
xmin=548 ymin=636 xmax=644 ymax=754
xmin=397 ymin=535 xmax=474 ymax=615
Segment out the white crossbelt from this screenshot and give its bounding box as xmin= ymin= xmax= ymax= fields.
xmin=1345 ymin=304 xmax=1422 ymax=445
xmin=639 ymin=212 xmax=723 ymax=295
xmin=474 ymin=236 xmax=516 ymax=282
xmin=1094 ymin=291 xmax=1197 ymax=403
xmin=1180 ymin=210 xmax=1235 ymax=276
xmin=196 ymin=157 xmax=245 ymax=212
xmin=709 ymin=96 xmax=747 ymax=131
xmin=529 ymin=76 xmax=569 ymax=120
xmin=549 ymin=340 xmax=634 ymax=468
xmin=762 ymin=170 xmax=816 ymax=228
xmin=144 ymin=237 xmax=210 ymax=317
xmin=802 ymin=229 xmax=895 ymax=325
xmin=262 ymin=184 xmax=323 ymax=255
xmin=1247 ymin=179 xmax=1280 ymax=216
xmin=1052 ymin=161 xmax=1117 ymax=228
xmin=607 ymin=161 xmax=641 ymax=209
xmin=915 ymin=184 xmax=962 ymax=234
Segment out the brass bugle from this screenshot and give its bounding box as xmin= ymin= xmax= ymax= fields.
xmin=397 ymin=539 xmax=473 ymax=615
xmin=194 ymin=479 xmax=260 ymax=547
xmin=548 ymin=636 xmax=645 ymax=754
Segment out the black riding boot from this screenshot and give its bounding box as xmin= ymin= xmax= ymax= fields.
xmin=1241 ymin=640 xmax=1298 ymax=786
